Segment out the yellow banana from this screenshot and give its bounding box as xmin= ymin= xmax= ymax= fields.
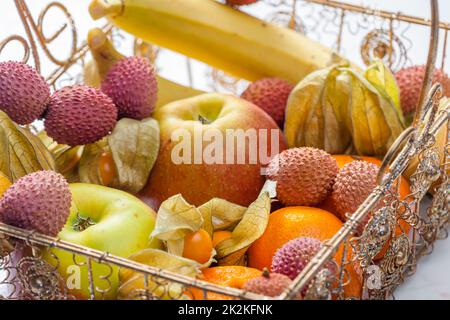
xmin=89 ymin=0 xmax=341 ymax=84
xmin=155 ymin=76 xmax=205 ymax=108
xmin=83 ymin=28 xmax=204 ymax=108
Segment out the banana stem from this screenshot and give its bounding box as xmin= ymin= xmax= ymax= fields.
xmin=87 ymin=28 xmax=124 ymax=79
xmin=89 ymin=0 xmax=122 ymax=20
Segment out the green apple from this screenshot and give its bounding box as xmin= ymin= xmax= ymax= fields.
xmin=43 ymin=183 xmax=160 ymax=299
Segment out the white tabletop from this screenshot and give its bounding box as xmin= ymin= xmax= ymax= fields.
xmin=395 ymin=233 xmax=450 ymax=300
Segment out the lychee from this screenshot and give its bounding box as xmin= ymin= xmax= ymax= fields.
xmin=44 ymin=85 xmax=118 ymax=146
xmin=226 ymin=0 xmax=258 ymax=6
xmin=101 ymin=56 xmax=157 ymax=120
xmin=241 ymin=77 xmax=293 ymax=128
xmin=0 ymin=171 xmax=71 ymax=236
xmin=395 ymin=65 xmax=450 ymax=115
xmin=243 ymin=268 xmax=294 ymax=298
xmin=266 ymin=147 xmax=339 ymax=206
xmin=271 ymin=237 xmax=336 ymax=295
xmin=0 ymin=61 xmax=50 ymax=125
xmin=331 ymin=160 xmax=379 ymax=221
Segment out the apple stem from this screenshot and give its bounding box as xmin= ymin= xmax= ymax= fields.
xmin=72 ymin=212 xmax=96 ymax=232
xmin=198 ymin=114 xmax=211 ymax=125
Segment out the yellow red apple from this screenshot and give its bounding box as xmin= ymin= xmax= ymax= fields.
xmin=139 ymin=93 xmax=286 ymax=208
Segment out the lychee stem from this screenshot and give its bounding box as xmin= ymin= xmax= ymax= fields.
xmin=262 ymin=267 xmax=270 ymax=278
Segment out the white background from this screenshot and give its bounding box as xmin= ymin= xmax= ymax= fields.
xmin=0 ymin=0 xmax=449 ymax=299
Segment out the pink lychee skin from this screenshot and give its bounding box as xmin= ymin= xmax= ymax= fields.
xmin=331 ymin=160 xmax=379 ymax=220
xmin=226 ymin=0 xmax=258 ymax=5
xmin=241 ymin=77 xmax=294 ymax=128
xmin=266 ymin=147 xmax=339 ymax=206
xmin=243 ymin=272 xmax=293 ymax=298
xmin=101 ymin=57 xmax=157 ymax=120
xmin=0 ymin=61 xmax=50 ymax=125
xmin=0 ymin=171 xmax=71 ymax=236
xmin=44 ymin=85 xmax=118 ymax=146
xmin=271 ymin=237 xmax=337 ymax=295
xmin=331 ymin=160 xmax=395 ymax=234
xmin=395 ymin=65 xmax=450 ymax=115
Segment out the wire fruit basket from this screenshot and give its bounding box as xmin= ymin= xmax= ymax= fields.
xmin=0 ymin=0 xmax=449 ymax=300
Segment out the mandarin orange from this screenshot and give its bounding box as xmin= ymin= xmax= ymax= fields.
xmin=247 ymin=206 xmax=362 ymax=298
xmin=189 ymin=266 xmax=261 ymax=300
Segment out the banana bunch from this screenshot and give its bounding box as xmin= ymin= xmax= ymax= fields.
xmin=83 ymin=28 xmax=204 ymax=108
xmin=88 ymin=0 xmax=341 ymax=84
xmin=285 ymin=61 xmax=406 ymax=156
